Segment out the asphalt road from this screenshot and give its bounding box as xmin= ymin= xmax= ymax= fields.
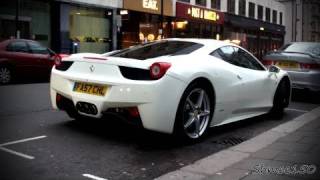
xmin=0 ymin=83 xmax=319 ymax=180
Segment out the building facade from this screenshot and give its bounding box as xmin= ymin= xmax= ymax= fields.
xmin=279 ymin=0 xmax=320 ymax=43
xmin=220 ymin=0 xmax=286 ymax=59
xmin=169 ymin=0 xmax=286 ymax=59
xmin=172 ymin=1 xmax=224 ymax=40
xmin=118 ymin=0 xmax=173 ymax=48
xmin=0 ymin=0 xmax=52 ymax=47
xmin=0 ymin=0 xmax=123 ymax=54
xmin=1 ymin=0 xmax=291 ymax=58
xmin=52 ymin=0 xmax=122 ymax=54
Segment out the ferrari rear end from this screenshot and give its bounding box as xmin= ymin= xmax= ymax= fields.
xmin=50 ymin=53 xmax=186 ymax=134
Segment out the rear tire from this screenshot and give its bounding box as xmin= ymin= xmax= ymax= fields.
xmin=0 ymin=66 xmax=12 ymax=84
xmin=174 ymin=82 xmax=214 ymax=143
xmin=270 ymin=79 xmax=290 ymax=118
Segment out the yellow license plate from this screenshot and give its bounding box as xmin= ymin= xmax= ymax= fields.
xmin=73 ymin=82 xmax=107 ymax=96
xmin=276 ymin=61 xmax=299 ymax=69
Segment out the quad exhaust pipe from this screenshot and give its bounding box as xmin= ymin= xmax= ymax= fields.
xmin=76 ymin=102 xmax=98 ymax=115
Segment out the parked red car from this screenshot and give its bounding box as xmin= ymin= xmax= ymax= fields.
xmin=0 ymin=39 xmax=57 ymax=84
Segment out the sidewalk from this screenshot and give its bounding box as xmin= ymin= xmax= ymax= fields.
xmin=156 ymin=106 xmax=320 ymax=180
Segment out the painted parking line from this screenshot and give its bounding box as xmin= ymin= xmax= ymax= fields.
xmin=0 ymin=135 xmax=47 ymax=147
xmin=83 ymin=174 xmax=108 ymax=180
xmin=0 ymin=135 xmax=47 ymax=160
xmin=0 ymin=147 xmax=34 ymax=159
xmin=286 ymin=108 xmax=309 ymax=113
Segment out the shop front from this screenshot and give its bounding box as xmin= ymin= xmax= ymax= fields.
xmin=223 ymin=13 xmax=285 ymax=60
xmin=119 ymin=0 xmax=173 ymax=48
xmin=51 ymin=0 xmax=120 ymax=54
xmin=0 ymin=0 xmax=51 ymax=47
xmin=173 ymin=2 xmax=224 ymax=40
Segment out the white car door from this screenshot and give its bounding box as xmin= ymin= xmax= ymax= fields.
xmin=209 ymin=46 xmax=249 ymax=126
xmin=231 ymin=47 xmax=276 ymax=115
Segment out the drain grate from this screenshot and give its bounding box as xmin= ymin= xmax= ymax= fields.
xmin=212 ymin=137 xmax=246 ymax=146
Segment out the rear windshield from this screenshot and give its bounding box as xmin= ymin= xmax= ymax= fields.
xmin=279 ymin=43 xmax=320 ymax=56
xmin=107 ymin=40 xmax=203 ymax=60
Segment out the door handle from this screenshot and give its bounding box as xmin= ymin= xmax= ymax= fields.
xmin=237 ymin=75 xmax=242 ymax=80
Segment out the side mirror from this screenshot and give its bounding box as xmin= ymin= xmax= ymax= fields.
xmin=268 ymin=65 xmax=280 ymax=73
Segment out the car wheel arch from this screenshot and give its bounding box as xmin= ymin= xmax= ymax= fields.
xmin=0 ymin=60 xmax=15 ymax=70
xmin=173 ymin=77 xmax=217 ymax=140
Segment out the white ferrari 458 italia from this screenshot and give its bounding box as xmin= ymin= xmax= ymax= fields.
xmin=50 ymin=39 xmax=291 ymax=141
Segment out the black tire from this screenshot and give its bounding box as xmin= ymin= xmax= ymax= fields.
xmin=0 ymin=66 xmax=12 ymax=84
xmin=270 ymin=79 xmax=290 ymax=117
xmin=174 ymin=82 xmax=214 ymax=143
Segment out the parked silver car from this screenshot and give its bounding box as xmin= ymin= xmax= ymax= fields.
xmin=262 ymin=42 xmax=320 ymax=92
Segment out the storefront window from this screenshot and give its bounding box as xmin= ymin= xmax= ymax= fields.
xmin=178 ymin=0 xmax=190 ymax=3
xmin=266 ymin=8 xmax=271 ymax=22
xmin=258 ymin=5 xmax=263 ymax=20
xmin=196 ymin=0 xmax=206 ymax=7
xmin=272 ymin=10 xmax=277 ymax=24
xmin=68 ymin=6 xmax=111 ymax=53
xmin=120 ymin=11 xmax=171 ymax=49
xmin=249 ymin=2 xmax=255 ymax=18
xmin=238 ymin=0 xmax=246 ymax=16
xmin=0 ymin=0 xmax=51 ymax=47
xmin=227 ymin=0 xmax=235 ymax=14
xmin=173 ymin=20 xmax=220 ymax=40
xmin=211 ymin=0 xmax=221 ymax=10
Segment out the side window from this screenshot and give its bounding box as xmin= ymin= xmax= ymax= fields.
xmin=28 ymin=41 xmax=49 ymax=55
xmin=6 ymin=41 xmax=29 ymax=53
xmin=210 ymin=46 xmax=235 ymax=64
xmin=232 ymin=48 xmax=265 ymax=70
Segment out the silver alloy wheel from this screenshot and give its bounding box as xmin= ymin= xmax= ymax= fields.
xmin=0 ymin=67 xmax=11 ymax=84
xmin=183 ymin=88 xmax=210 ymax=139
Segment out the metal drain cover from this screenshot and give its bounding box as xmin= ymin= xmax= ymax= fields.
xmin=212 ymin=137 xmax=246 ymax=146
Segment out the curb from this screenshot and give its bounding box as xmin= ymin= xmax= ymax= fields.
xmin=155 ymin=106 xmax=320 ymax=180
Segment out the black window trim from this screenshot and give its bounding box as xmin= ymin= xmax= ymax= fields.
xmin=108 ymin=40 xmax=204 ymax=60
xmin=26 ymin=41 xmax=50 ymax=55
xmin=210 ymin=45 xmax=267 ymax=71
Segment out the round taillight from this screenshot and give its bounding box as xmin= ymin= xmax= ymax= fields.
xmin=53 ymin=54 xmax=62 ymax=67
xmin=150 ymin=62 xmax=171 ymax=80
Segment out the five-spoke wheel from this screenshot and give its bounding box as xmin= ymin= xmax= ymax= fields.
xmin=0 ymin=66 xmax=11 ymax=84
xmin=175 ymin=82 xmax=214 ymax=142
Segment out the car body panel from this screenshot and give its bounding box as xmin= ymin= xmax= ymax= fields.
xmin=263 ymin=42 xmax=320 ymax=92
xmin=0 ymin=39 xmax=55 ymax=80
xmin=50 ymin=39 xmax=290 ymax=134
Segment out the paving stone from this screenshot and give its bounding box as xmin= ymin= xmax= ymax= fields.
xmin=298 ymin=136 xmax=320 ymax=145
xmin=231 ymin=130 xmax=285 ymax=153
xmin=308 ymin=145 xmax=320 ymax=153
xmin=230 ymin=157 xmax=295 ymax=171
xmin=271 ymin=114 xmax=319 ymax=134
xmin=251 ymin=148 xmax=282 ymax=160
xmin=277 ymin=133 xmax=305 ymax=143
xmin=242 ymin=174 xmax=302 ymax=180
xmin=267 ymin=141 xmax=314 ymax=153
xmin=203 ymin=168 xmax=249 ymax=180
xmin=291 ymin=131 xmax=320 ymax=138
xmin=273 ymin=151 xmax=320 ymax=164
xmin=154 ymin=170 xmax=205 ymax=180
xmin=181 ymin=150 xmax=249 ymax=175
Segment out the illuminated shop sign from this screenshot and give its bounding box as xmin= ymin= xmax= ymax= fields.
xmin=142 ymin=0 xmax=158 ymax=10
xmin=176 ymin=2 xmax=224 ymax=24
xmin=188 ymin=7 xmax=219 ymax=21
